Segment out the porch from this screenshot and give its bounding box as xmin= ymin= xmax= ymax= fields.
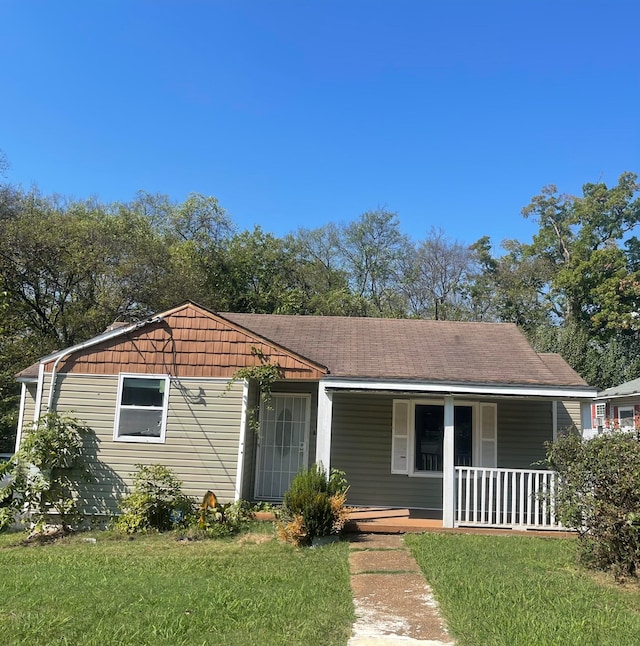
xmin=345 ymin=466 xmax=568 ymax=534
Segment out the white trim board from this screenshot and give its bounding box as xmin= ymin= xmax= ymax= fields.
xmin=321 ymin=377 xmax=595 ymax=400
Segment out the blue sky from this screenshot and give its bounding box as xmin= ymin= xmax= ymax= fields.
xmin=1 ymin=1 xmax=638 ymax=250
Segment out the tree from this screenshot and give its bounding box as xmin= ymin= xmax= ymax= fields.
xmin=401 ymin=227 xmax=477 ymax=320
xmin=287 ymin=224 xmax=368 ymax=316
xmin=339 ymin=208 xmax=409 ymax=317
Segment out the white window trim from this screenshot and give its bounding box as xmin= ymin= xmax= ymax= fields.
xmin=113 ymin=373 xmax=170 ymax=444
xmin=408 ymin=399 xmax=478 ymax=479
xmin=618 ymin=405 xmax=635 ymax=431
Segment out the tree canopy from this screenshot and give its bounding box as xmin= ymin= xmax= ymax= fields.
xmin=1 ymin=155 xmax=639 ymax=449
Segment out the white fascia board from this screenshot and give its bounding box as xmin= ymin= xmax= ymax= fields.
xmin=320 ymin=377 xmax=597 ymax=400
xmin=593 ymin=392 xmax=640 ymax=401
xmin=38 ymin=317 xmax=163 ymax=365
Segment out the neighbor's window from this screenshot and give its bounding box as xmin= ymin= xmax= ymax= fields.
xmin=618 ymin=406 xmax=635 ymax=431
xmin=114 ymin=375 xmax=170 ymax=443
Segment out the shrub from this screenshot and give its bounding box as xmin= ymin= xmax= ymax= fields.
xmin=115 ymin=464 xmax=195 ymax=534
xmin=547 ymin=430 xmax=640 ymax=579
xmin=278 ymin=464 xmax=349 ymax=545
xmin=0 ymin=412 xmax=88 ymax=533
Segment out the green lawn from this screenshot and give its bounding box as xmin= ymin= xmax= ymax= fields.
xmin=406 ymin=532 xmax=640 ymax=646
xmin=0 ymin=529 xmax=354 ymax=646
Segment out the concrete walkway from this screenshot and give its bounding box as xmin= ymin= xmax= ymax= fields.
xmin=347 ymin=534 xmax=455 ymax=645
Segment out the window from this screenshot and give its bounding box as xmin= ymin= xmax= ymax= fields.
xmin=414 ymin=404 xmax=472 ymax=472
xmin=392 ymin=399 xmax=497 ymax=476
xmin=595 ymin=403 xmax=606 ymax=430
xmin=618 ymin=406 xmax=635 ymax=431
xmin=114 ymin=375 xmax=169 ymax=443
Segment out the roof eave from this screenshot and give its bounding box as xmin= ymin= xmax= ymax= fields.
xmin=321 ymin=376 xmax=596 ymax=399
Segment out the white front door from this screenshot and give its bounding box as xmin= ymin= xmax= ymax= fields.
xmin=254 ymin=394 xmax=311 ymax=500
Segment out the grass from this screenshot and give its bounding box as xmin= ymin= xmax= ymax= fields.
xmin=0 ymin=527 xmax=354 ymax=646
xmin=405 ymin=532 xmax=640 ymax=646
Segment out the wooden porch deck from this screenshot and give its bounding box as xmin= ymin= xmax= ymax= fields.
xmin=346 ymin=507 xmax=444 ymax=534
xmin=345 ymin=506 xmax=576 ymax=537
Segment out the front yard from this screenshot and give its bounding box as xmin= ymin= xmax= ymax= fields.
xmin=0 ymin=529 xmax=353 ymax=646
xmin=3 ymin=527 xmax=640 ymax=645
xmin=406 ymin=532 xmax=640 ymax=645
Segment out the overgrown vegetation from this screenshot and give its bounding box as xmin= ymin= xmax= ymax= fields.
xmin=114 ymin=465 xmax=256 ymax=539
xmin=406 ymin=532 xmax=640 ymax=646
xmin=228 ymin=346 xmax=283 ymax=432
xmin=547 ymin=430 xmax=640 ymax=579
xmin=277 ymin=464 xmax=350 ymax=546
xmin=0 ymin=412 xmax=88 ymax=533
xmin=114 ymin=464 xmax=195 ymax=534
xmin=0 ymin=531 xmax=354 ymax=646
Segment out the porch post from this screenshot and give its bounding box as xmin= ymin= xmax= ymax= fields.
xmin=442 ymin=395 xmax=455 ymax=528
xmin=316 ymin=381 xmax=333 ymax=473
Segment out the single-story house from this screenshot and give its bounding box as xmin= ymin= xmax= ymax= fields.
xmin=15 ymin=302 xmax=596 ymax=529
xmin=589 ymin=377 xmax=640 ymax=438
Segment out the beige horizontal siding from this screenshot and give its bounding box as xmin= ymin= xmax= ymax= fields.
xmin=331 ymin=393 xmax=443 ymax=510
xmin=497 ymin=399 xmax=552 ymax=469
xmin=21 ymin=383 xmax=38 ymax=429
xmin=557 ymin=400 xmax=581 ymax=432
xmin=45 ymin=374 xmax=244 ymax=515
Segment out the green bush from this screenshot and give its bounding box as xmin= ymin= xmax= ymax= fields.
xmin=547 ymin=431 xmax=640 ymax=579
xmin=279 ymin=464 xmax=349 ymax=545
xmin=0 ymin=412 xmax=88 ymax=532
xmin=115 ymin=464 xmax=195 ymax=533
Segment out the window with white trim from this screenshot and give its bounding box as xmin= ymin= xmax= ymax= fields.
xmin=114 ymin=375 xmax=170 ymax=443
xmin=618 ymin=406 xmax=635 ymax=431
xmin=392 ymin=399 xmax=497 ymax=476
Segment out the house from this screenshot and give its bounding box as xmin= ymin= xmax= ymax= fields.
xmin=14 ymin=302 xmax=596 ymax=529
xmin=589 ymin=377 xmax=640 ymax=439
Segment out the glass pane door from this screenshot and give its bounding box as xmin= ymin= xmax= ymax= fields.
xmin=254 ymin=394 xmax=310 ymax=500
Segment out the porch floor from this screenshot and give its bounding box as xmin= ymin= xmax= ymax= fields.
xmin=345 ymin=506 xmax=576 ymax=538
xmin=346 ymin=507 xmax=443 ymax=534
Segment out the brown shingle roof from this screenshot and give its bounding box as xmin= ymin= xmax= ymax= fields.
xmin=222 ymin=313 xmax=588 ymax=387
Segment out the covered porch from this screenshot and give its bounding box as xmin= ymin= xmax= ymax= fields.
xmin=345 ymin=465 xmax=565 ymax=533
xmin=315 ymin=382 xmax=593 ymax=530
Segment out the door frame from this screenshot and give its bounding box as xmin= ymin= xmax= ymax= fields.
xmin=254 ymin=392 xmax=311 ymax=500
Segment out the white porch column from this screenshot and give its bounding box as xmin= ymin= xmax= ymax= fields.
xmin=233 ymin=381 xmax=250 ymax=501
xmin=442 ymin=395 xmax=455 ymax=528
xmin=316 ymin=381 xmax=333 ymax=473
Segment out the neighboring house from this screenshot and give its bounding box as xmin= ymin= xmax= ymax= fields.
xmin=589 ymin=377 xmax=640 ymax=439
xmin=15 ymin=302 xmax=596 ymax=529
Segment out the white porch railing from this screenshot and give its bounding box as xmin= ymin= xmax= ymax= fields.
xmin=455 ymin=466 xmax=562 ymax=530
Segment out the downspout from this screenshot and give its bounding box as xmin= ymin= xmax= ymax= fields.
xmin=46 ymin=351 xmax=71 ymax=413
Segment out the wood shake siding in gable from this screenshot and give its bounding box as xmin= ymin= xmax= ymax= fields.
xmin=48 ymin=374 xmax=244 ymax=514
xmin=331 ymin=393 xmax=442 ymax=510
xmin=50 ymin=305 xmax=326 ymax=381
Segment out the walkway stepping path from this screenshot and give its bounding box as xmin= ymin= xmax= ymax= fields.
xmin=347 ymin=534 xmax=455 ymax=645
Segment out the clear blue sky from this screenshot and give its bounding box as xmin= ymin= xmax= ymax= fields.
xmin=1 ymin=1 xmax=638 ymax=250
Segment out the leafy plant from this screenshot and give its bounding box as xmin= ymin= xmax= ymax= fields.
xmin=547 ymin=430 xmax=640 ymax=579
xmin=185 ymin=495 xmax=255 ymax=539
xmin=0 ymin=412 xmax=88 ymax=533
xmin=114 ymin=464 xmax=195 ymax=534
xmin=228 ymin=346 xmax=283 ymax=432
xmin=278 ymin=464 xmax=349 ymax=545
